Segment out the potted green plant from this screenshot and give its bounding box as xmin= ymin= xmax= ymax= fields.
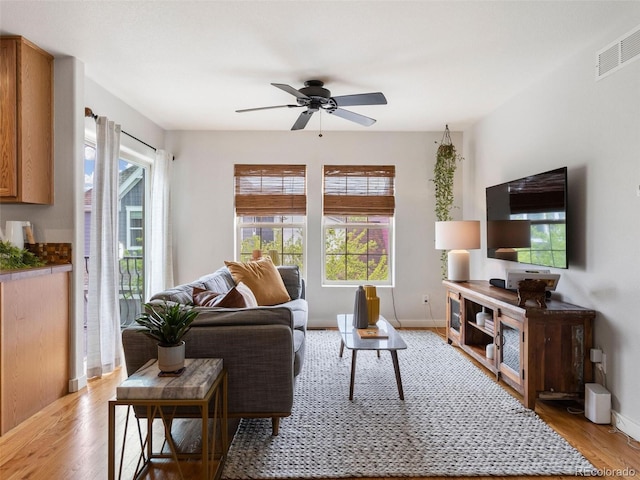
xmin=135 ymin=301 xmax=199 ymax=373
xmin=0 ymin=241 xmax=45 ymax=270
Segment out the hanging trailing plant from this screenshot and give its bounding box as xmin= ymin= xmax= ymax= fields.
xmin=431 ymin=125 xmax=463 ymax=277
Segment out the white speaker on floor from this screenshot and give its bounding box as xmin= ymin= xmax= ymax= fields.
xmin=585 ymin=383 xmax=611 ymax=424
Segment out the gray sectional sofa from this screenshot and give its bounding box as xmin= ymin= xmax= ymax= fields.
xmin=121 ymin=265 xmax=307 ymax=435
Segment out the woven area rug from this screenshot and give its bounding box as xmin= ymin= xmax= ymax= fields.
xmin=222 ymin=330 xmax=595 ymax=478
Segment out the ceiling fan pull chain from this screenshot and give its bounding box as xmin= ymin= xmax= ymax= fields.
xmin=319 ymin=111 xmax=323 ymax=137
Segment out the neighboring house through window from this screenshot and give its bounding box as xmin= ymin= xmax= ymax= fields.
xmin=234 ymin=164 xmax=307 ymax=272
xmin=322 ymin=165 xmax=395 ymax=286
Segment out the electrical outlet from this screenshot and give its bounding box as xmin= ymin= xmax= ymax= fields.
xmin=602 ymin=353 xmax=607 ymax=374
xmin=422 ymin=294 xmax=430 ymax=305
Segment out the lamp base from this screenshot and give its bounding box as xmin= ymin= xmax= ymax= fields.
xmin=447 ymin=250 xmax=470 ymax=282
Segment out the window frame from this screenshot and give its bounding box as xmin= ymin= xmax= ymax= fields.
xmin=234 ymin=164 xmax=307 ymax=272
xmin=126 ymin=206 xmax=143 ymax=252
xmin=321 ymin=164 xmax=396 ymax=287
xmin=235 ymin=215 xmax=306 ymax=274
xmin=322 ymin=215 xmax=394 ymax=287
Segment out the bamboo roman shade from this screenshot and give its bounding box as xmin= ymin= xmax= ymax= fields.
xmin=323 ymin=165 xmax=395 ymax=216
xmin=234 ymin=164 xmax=307 ymax=215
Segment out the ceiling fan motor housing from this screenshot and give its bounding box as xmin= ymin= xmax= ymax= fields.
xmin=299 ymin=80 xmax=331 ymax=102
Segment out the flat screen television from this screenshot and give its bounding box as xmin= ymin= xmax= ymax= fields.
xmin=486 ymin=167 xmax=568 ymax=269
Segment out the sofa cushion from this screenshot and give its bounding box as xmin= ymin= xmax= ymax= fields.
xmin=225 ymin=257 xmax=291 ymax=306
xmin=151 ymin=283 xmax=206 ymax=304
xmin=199 ymin=267 xmax=236 ymax=294
xmin=277 ymin=265 xmax=303 ymax=300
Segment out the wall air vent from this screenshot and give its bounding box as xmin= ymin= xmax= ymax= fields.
xmin=596 ymin=24 xmax=640 ymax=80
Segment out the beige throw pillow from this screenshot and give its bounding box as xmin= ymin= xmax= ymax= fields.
xmin=224 ymin=257 xmax=291 ymax=306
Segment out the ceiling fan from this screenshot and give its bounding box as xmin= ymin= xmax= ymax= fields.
xmin=236 ymin=80 xmax=387 ymax=130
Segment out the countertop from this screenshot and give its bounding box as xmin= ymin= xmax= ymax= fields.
xmin=0 ymin=263 xmax=73 ymax=283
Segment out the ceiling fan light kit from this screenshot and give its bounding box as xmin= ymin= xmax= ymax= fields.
xmin=236 ymin=80 xmax=387 ymax=130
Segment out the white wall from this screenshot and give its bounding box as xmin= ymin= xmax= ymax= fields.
xmin=85 ymin=79 xmax=165 ymax=151
xmin=464 ymin=20 xmax=640 ymax=439
xmin=165 ymin=130 xmax=464 ymax=328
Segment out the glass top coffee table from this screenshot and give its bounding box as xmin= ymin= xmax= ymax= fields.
xmin=337 ymin=314 xmax=407 ymax=401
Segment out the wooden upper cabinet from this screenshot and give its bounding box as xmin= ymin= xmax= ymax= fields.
xmin=0 ymin=36 xmax=53 ymax=204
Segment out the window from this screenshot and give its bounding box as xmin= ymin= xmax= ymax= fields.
xmin=126 ymin=206 xmax=143 ymax=251
xmin=84 ymin=138 xmax=151 ymax=332
xmin=323 ymin=165 xmax=395 ymax=286
xmin=235 ymin=165 xmax=306 ymax=272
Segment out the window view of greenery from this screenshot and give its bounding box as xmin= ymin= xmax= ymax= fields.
xmin=515 ymin=213 xmax=566 ymax=268
xmin=238 ymin=216 xmax=304 ymax=270
xmin=324 ymin=216 xmax=392 ymax=284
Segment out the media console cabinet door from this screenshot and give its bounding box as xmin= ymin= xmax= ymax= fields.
xmin=446 ymin=291 xmax=462 ymax=345
xmin=529 ymin=316 xmax=593 ymax=396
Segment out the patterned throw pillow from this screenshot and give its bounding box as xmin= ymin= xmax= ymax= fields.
xmin=192 ymin=286 xmax=246 ymax=308
xmin=236 ymin=281 xmax=258 ymax=308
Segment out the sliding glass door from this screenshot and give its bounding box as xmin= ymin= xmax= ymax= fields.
xmin=83 ymin=142 xmax=150 ymax=337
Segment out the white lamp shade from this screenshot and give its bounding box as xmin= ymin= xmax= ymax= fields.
xmin=435 ymin=221 xmax=481 ymax=250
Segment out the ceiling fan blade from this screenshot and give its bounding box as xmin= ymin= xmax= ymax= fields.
xmin=236 ymin=104 xmax=301 ymax=113
xmin=291 ymin=110 xmax=314 ymax=130
xmin=331 ymin=92 xmax=387 ymax=107
xmin=272 ymin=83 xmax=310 ymax=100
xmin=328 ymin=108 xmax=376 ymax=127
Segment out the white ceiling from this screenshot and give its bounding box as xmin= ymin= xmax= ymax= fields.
xmin=1 ymin=1 xmax=639 ymax=132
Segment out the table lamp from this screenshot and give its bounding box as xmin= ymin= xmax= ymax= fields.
xmin=487 ymin=220 xmax=531 ymax=261
xmin=435 ymin=220 xmax=481 ymax=281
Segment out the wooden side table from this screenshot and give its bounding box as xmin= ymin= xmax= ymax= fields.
xmin=108 ymin=358 xmax=227 ymax=480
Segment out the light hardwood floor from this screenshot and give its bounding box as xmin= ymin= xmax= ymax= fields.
xmin=1 ymin=331 xmax=638 ymax=480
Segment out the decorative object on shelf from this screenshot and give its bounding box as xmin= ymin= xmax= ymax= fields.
xmin=356 ymin=325 xmax=389 ymax=339
xmin=0 ymin=240 xmax=45 ymax=270
xmin=517 ymin=279 xmax=548 ymax=308
xmin=252 ymin=249 xmax=262 ymax=261
xmin=353 ymin=286 xmax=369 ymax=329
xmin=486 ymin=343 xmax=495 ymax=359
xmin=476 ymin=307 xmax=491 ymax=327
xmin=363 ymin=284 xmax=380 ymax=325
xmin=431 ymin=125 xmax=464 ymax=278
xmin=487 ymin=220 xmax=531 ymax=261
xmin=25 ymin=242 xmax=72 ymax=264
xmin=435 ymin=220 xmax=480 ymax=281
xmin=4 ymin=221 xmax=27 ymax=248
xmin=135 ymin=301 xmax=200 ymax=373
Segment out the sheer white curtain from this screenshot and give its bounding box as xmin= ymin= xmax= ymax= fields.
xmin=148 ymin=149 xmax=174 ymax=297
xmin=86 ymin=117 xmax=123 ymax=378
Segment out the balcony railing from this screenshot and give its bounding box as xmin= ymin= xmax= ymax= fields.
xmin=84 ymin=255 xmax=144 ymax=329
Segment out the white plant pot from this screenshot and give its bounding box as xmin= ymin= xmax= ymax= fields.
xmin=157 ymin=341 xmax=185 ymax=372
